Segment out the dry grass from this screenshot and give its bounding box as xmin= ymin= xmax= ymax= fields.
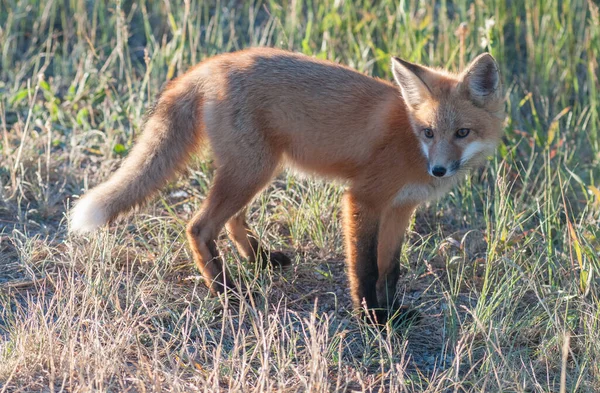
xmin=1 ymin=0 xmax=599 ymax=391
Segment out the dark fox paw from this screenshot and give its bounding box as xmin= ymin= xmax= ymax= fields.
xmin=268 ymin=251 xmax=292 ymax=267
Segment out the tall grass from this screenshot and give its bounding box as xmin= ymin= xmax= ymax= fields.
xmin=1 ymin=0 xmax=599 ymax=391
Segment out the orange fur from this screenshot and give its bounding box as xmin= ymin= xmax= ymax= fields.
xmin=70 ymin=48 xmax=505 ymax=324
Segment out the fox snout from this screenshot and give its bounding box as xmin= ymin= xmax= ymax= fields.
xmin=424 ymin=141 xmax=462 ymax=178
xmin=428 ymin=161 xmax=461 ymax=178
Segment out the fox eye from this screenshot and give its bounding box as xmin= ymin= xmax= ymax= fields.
xmin=456 ymin=128 xmax=470 ymax=138
xmin=423 ymin=128 xmax=434 ymax=138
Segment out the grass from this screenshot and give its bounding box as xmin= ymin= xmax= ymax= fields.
xmin=1 ymin=0 xmax=599 ymax=391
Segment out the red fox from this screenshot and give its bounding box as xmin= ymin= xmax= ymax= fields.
xmin=70 ymin=48 xmax=504 ymax=324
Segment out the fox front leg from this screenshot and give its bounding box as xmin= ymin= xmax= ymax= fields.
xmin=376 ymin=203 xmax=418 ymax=311
xmin=342 ymin=193 xmax=387 ymax=324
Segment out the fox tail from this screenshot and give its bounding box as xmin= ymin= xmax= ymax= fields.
xmin=70 ymin=78 xmax=205 ymax=233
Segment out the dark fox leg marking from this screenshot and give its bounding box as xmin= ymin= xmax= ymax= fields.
xmin=343 ymin=193 xmax=385 ymax=324
xmin=376 ymin=203 xmax=420 ymax=326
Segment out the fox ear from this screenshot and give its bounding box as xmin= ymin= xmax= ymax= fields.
xmin=391 ymin=57 xmax=432 ymax=109
xmin=460 ymin=53 xmax=502 ymax=107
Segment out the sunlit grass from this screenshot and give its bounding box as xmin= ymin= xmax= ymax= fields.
xmin=1 ymin=0 xmax=599 ymax=391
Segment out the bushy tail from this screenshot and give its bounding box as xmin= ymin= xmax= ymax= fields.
xmin=70 ymin=80 xmax=204 ymax=233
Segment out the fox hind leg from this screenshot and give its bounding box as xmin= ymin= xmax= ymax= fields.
xmin=225 ymin=208 xmax=292 ymax=268
xmin=186 ymin=152 xmax=278 ymax=296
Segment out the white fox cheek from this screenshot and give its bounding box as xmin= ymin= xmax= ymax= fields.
xmin=461 ymin=141 xmax=497 ymax=163
xmin=419 ymin=140 xmax=429 ymax=159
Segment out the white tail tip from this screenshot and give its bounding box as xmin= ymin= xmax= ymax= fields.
xmin=69 ymin=195 xmax=109 ymax=234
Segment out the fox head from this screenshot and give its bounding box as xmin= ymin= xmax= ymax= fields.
xmin=391 ymin=54 xmax=505 ymax=178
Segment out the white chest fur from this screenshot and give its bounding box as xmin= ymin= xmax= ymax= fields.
xmin=393 ymin=176 xmax=460 ymax=206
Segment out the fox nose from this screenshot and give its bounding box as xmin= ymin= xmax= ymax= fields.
xmin=431 ymin=166 xmax=447 ymax=177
